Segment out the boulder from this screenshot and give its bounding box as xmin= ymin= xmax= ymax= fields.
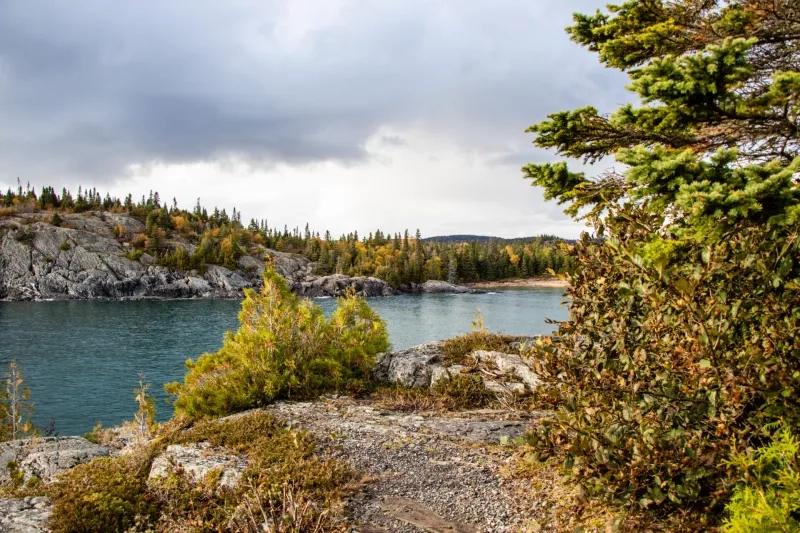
xmin=149 ymin=443 xmax=246 ymax=491
xmin=0 ymin=437 xmax=110 ymax=483
xmin=375 ymin=342 xmax=541 ymax=395
xmin=374 ymin=341 xmax=445 ymax=388
xmin=403 ymin=280 xmax=485 ymax=294
xmin=470 ymin=350 xmax=541 ymax=391
xmin=294 ymin=274 xmax=394 ymax=298
xmin=0 ymin=497 xmax=51 ymax=533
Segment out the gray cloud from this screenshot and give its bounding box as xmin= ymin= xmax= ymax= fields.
xmin=0 ymin=0 xmax=627 ymax=185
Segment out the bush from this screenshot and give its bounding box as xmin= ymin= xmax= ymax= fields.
xmin=59 ymin=241 xmax=70 ymax=251
xmin=166 ymin=269 xmax=389 ymax=419
xmin=13 ymin=227 xmax=34 ymax=244
xmin=48 ymin=450 xmax=159 ymax=533
xmin=50 ymin=212 xmax=62 ymax=227
xmin=431 ymin=374 xmax=495 ymax=409
xmin=48 ymin=411 xmax=354 ymax=533
xmin=126 ymin=249 xmax=144 ymax=261
xmin=722 ymin=425 xmax=800 ymax=533
xmin=528 ymin=214 xmax=800 ymax=525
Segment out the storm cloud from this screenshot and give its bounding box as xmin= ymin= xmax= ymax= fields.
xmin=0 ymin=0 xmax=628 ymax=237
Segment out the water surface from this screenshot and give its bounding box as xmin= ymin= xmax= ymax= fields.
xmin=0 ymin=289 xmax=567 ymax=435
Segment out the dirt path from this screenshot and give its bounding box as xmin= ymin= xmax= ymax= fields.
xmin=266 ymin=399 xmax=550 ymax=532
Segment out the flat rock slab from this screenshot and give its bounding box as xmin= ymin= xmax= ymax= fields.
xmin=270 ymin=401 xmax=528 ymax=444
xmin=149 ymin=443 xmax=246 ymax=491
xmin=0 ymin=497 xmax=51 ymax=533
xmin=263 ymin=399 xmax=540 ymax=532
xmin=0 ymin=437 xmax=110 ymax=483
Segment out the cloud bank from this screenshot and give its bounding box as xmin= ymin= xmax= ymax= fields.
xmin=0 ymin=0 xmax=628 ymax=237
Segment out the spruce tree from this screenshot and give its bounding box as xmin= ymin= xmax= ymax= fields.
xmin=524 ymin=1 xmax=800 ymax=527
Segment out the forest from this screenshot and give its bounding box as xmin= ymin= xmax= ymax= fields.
xmin=0 ymin=183 xmax=573 ymax=287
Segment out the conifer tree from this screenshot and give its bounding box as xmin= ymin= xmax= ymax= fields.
xmin=524 ymin=1 xmax=800 ymax=526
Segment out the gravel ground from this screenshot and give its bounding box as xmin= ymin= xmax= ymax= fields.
xmin=266 ymin=399 xmax=547 ymax=532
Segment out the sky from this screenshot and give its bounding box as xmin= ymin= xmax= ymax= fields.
xmin=0 ymin=0 xmax=629 ymax=239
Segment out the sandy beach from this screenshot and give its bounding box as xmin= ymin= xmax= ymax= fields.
xmin=464 ymin=277 xmax=570 ymax=289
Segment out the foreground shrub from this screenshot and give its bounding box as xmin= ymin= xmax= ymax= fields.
xmin=431 ymin=374 xmax=495 ymax=409
xmin=48 ymin=449 xmax=159 ymax=533
xmin=49 ymin=412 xmax=354 ymax=532
xmin=166 ymin=269 xmax=389 ymax=419
xmin=722 ymin=425 xmax=800 ymax=533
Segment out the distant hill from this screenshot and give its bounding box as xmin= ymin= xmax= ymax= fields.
xmin=423 ymin=234 xmax=572 ymax=244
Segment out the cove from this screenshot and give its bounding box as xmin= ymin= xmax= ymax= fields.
xmin=0 ymin=289 xmax=567 ymax=436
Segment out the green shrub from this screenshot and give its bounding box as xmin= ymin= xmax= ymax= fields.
xmin=166 ymin=268 xmax=389 ymax=419
xmin=722 ymin=425 xmax=800 ymax=533
xmin=48 ymin=449 xmax=159 ymax=533
xmin=431 ymin=374 xmax=495 ymax=409
xmin=59 ymin=241 xmax=70 ymax=251
xmin=50 ymin=212 xmax=62 ymax=227
xmin=13 ymin=227 xmax=34 ymax=244
xmin=125 ymin=249 xmax=144 ymax=261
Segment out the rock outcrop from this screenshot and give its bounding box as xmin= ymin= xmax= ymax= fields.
xmin=0 ymin=213 xmax=395 ymax=301
xmin=0 ymin=497 xmax=51 ymax=533
xmin=402 ymin=280 xmax=485 ymax=294
xmin=0 ymin=437 xmax=110 ymax=484
xmin=149 ymin=443 xmax=246 ymax=492
xmin=375 ymin=340 xmax=541 ymax=395
xmin=294 ymin=273 xmax=395 ymax=297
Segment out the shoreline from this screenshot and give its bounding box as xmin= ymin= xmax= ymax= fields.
xmin=463 ymin=277 xmax=569 ymax=289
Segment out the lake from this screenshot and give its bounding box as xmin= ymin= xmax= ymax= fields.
xmin=0 ymin=289 xmax=568 ymax=435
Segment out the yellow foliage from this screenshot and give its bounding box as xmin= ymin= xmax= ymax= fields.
xmin=171 ymin=215 xmax=191 ymax=234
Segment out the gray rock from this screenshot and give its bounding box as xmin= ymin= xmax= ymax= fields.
xmin=0 ymin=437 xmax=110 ymax=483
xmin=294 ymin=274 xmax=394 ymax=298
xmin=430 ymin=364 xmax=467 ymax=387
xmin=402 ymin=280 xmax=485 ymax=294
xmin=470 ymin=351 xmax=540 ymax=391
xmin=374 ymin=341 xmax=445 ymax=388
xmin=149 ymin=443 xmax=246 ymax=491
xmin=375 ymin=342 xmax=541 ymax=395
xmin=0 ymin=497 xmax=51 ymax=533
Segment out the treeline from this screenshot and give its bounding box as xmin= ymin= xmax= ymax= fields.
xmin=1 ymin=181 xmax=573 ymax=285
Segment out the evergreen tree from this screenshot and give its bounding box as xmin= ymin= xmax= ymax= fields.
xmin=524 ymin=1 xmax=800 ymax=527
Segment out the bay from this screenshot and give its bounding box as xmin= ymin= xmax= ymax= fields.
xmin=0 ymin=289 xmax=567 ymax=436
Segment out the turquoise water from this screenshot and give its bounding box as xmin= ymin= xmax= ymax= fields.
xmin=0 ymin=289 xmax=567 ymax=436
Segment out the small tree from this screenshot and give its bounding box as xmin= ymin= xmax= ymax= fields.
xmin=132 ymin=373 xmax=156 ymax=442
xmin=1 ymin=361 xmax=35 ymax=442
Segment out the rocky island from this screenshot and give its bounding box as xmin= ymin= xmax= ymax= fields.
xmin=0 ymin=212 xmax=482 ymax=302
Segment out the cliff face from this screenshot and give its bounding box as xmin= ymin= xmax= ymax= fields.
xmin=0 ymin=212 xmax=393 ymax=301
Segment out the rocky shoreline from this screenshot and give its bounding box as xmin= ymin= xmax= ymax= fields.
xmin=0 ymin=339 xmax=556 ymax=532
xmin=0 ymin=212 xmax=482 ymax=302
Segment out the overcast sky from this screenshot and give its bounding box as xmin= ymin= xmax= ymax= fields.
xmin=0 ymin=0 xmax=628 ymax=239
